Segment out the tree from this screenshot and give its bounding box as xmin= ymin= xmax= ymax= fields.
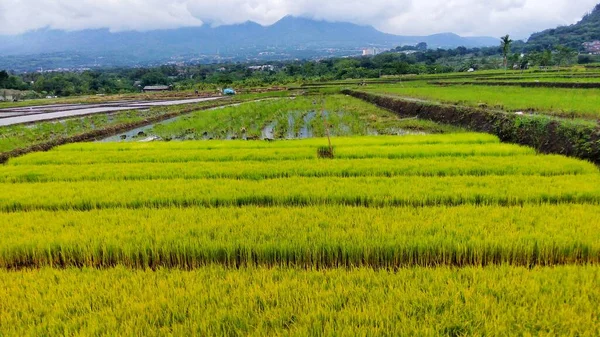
xmin=500 ymin=35 xmax=513 ymax=73
xmin=456 ymin=46 xmax=468 ymax=56
xmin=507 ymin=53 xmax=520 ymax=69
xmin=555 ymin=45 xmax=577 ymax=67
xmin=416 ymin=42 xmax=428 ymax=51
xmin=0 ymin=70 xmax=9 ymax=88
xmin=540 ymin=50 xmax=553 ymax=69
xmin=140 ymin=71 xmax=169 ymax=87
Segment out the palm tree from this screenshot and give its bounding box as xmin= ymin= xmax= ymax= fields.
xmin=501 ymin=35 xmax=513 ymax=73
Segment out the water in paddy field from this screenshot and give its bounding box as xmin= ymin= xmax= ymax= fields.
xmin=287 ymin=114 xmax=295 ymax=139
xmin=99 ymin=124 xmax=158 ymax=142
xmin=98 ymin=108 xmax=427 ymax=143
xmin=388 ymin=128 xmax=427 ymax=136
xmin=97 ymin=104 xmax=236 ymax=142
xmin=261 ymin=121 xmax=277 ymax=140
xmin=298 ymin=111 xmax=316 ymax=138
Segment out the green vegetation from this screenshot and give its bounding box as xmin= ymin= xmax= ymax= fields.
xmin=528 ymin=4 xmax=600 ymax=51
xmin=3 ymin=7 xmax=600 ymax=334
xmin=1 ymin=100 xmax=599 ymax=334
xmin=365 ymin=81 xmax=600 ymax=118
xmin=1 ymin=266 xmax=599 ymax=336
xmin=1 ymin=155 xmax=593 ymax=183
xmin=0 ymin=93 xmax=288 ymax=159
xmin=9 ymin=143 xmax=533 ymax=165
xmin=0 ymin=109 xmax=148 ymax=152
xmin=1 ymin=205 xmax=599 ymax=269
xmin=150 ymin=95 xmax=462 ymax=140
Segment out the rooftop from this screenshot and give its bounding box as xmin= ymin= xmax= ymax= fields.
xmin=143 ymin=85 xmax=171 ymax=90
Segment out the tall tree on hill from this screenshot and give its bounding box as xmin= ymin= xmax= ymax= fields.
xmin=501 ymin=35 xmax=513 ymax=73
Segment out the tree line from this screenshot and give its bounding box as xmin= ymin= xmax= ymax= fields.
xmin=1 ymin=40 xmax=598 ymax=98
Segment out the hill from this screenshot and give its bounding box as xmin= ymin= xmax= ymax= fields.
xmin=0 ymin=17 xmax=498 ymax=70
xmin=527 ymin=4 xmax=600 ymax=50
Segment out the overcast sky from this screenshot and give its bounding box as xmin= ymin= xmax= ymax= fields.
xmin=0 ymin=0 xmax=598 ymax=39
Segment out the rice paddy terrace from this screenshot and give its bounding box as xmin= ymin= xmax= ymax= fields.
xmin=359 ymin=68 xmax=600 ymax=119
xmin=1 ymin=126 xmax=599 ymax=335
xmin=1 ymin=77 xmax=600 ymax=335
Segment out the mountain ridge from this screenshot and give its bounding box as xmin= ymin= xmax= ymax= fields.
xmin=0 ymin=16 xmax=499 ymax=63
xmin=527 ymin=4 xmax=600 ymax=50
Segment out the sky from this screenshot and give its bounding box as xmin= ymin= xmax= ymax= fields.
xmin=0 ymin=0 xmax=598 ymax=39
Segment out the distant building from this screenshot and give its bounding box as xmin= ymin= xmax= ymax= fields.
xmin=362 ymin=48 xmax=382 ymax=56
xmin=248 ymin=65 xmax=275 ymax=71
xmin=583 ymin=41 xmax=600 ymax=54
xmin=143 ymin=85 xmax=172 ymax=93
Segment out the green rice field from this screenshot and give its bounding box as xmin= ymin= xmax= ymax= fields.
xmin=1 ymin=266 xmax=598 ymax=336
xmin=1 ymin=96 xmax=599 ymax=334
xmin=350 ymin=67 xmax=600 ymax=120
xmin=365 ymin=82 xmax=600 ymax=118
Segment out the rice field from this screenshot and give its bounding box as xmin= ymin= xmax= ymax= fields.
xmin=1 ymin=205 xmax=599 ymax=269
xmin=363 ymin=80 xmax=600 ymax=119
xmin=148 ymin=95 xmax=462 ymax=140
xmin=1 ymin=266 xmax=598 ymax=336
xmin=1 ymin=132 xmax=599 ymax=335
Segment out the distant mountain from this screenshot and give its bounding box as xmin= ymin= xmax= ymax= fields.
xmin=0 ymin=16 xmax=498 ymax=70
xmin=527 ymin=4 xmax=600 ymax=50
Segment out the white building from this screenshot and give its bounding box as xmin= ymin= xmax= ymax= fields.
xmin=362 ymin=48 xmax=382 ymax=56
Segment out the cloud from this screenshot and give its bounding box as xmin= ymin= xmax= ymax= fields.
xmin=0 ymin=0 xmax=598 ymax=38
xmin=0 ymin=0 xmax=203 ymax=34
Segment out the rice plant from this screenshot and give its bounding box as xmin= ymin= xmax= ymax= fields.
xmin=0 ymin=205 xmax=598 ymax=269
xmin=0 ymin=266 xmax=598 ymax=336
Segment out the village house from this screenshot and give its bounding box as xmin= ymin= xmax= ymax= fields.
xmin=582 ymin=41 xmax=600 ymax=54
xmin=247 ymin=65 xmax=275 ymax=72
xmin=142 ymin=85 xmax=172 ymax=93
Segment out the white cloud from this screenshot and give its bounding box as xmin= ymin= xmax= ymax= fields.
xmin=0 ymin=0 xmax=598 ymax=38
xmin=0 ymin=0 xmax=203 ymax=34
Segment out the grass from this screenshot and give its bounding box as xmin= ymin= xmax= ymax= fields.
xmin=1 ymin=156 xmax=595 ymax=183
xmin=8 ymin=143 xmax=533 ymax=165
xmin=0 ymin=266 xmax=598 ymax=336
xmin=0 ymin=136 xmax=598 ymax=213
xmin=57 ymin=133 xmax=501 ymax=150
xmin=1 ymin=174 xmax=599 ymax=212
xmin=0 ymin=205 xmax=599 ymax=268
xmin=364 ymin=80 xmax=600 ymax=119
xmin=1 ymin=131 xmax=599 ymax=334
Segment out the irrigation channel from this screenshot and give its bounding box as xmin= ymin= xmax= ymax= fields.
xmin=0 ymin=97 xmax=223 ymax=126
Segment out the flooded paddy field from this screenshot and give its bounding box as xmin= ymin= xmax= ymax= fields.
xmin=0 ymin=97 xmax=222 ymax=127
xmin=105 ymin=95 xmax=460 ymax=142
